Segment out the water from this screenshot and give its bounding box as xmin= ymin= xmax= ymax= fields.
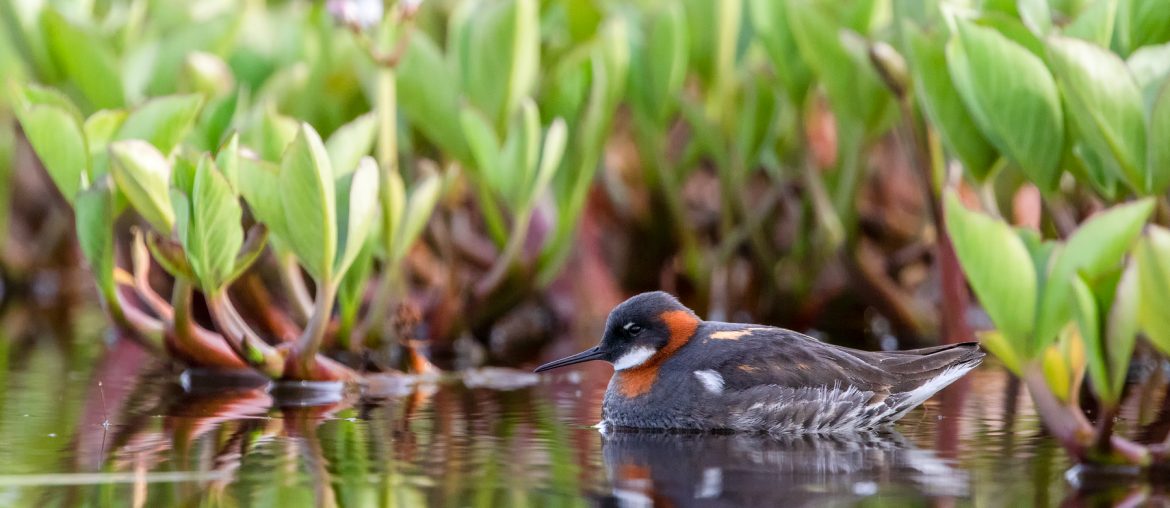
xmin=0 ymin=322 xmax=1152 ymax=507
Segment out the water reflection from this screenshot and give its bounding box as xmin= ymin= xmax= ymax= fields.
xmin=2 ymin=331 xmax=1170 ymax=507
xmin=599 ymin=430 xmax=965 ymax=507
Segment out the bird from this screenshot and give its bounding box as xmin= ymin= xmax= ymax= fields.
xmin=534 ymin=291 xmax=984 ymax=434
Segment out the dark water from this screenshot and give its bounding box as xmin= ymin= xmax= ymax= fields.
xmin=3 ymin=318 xmax=1166 ymax=507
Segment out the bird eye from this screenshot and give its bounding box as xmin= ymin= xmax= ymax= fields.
xmin=625 ymin=323 xmax=643 ymax=335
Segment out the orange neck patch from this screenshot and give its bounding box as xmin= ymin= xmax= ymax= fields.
xmin=616 ymin=310 xmax=699 ymax=398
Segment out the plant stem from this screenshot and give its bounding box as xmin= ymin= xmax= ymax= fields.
xmin=206 ymin=291 xmax=285 ymax=378
xmin=476 ymin=208 xmax=532 ymax=298
xmin=170 ymin=279 xmax=248 ymax=369
xmin=295 ymin=280 xmax=337 ymax=375
xmin=1023 ymin=364 xmax=1093 ymax=462
xmin=280 ymin=253 xmax=313 ymax=323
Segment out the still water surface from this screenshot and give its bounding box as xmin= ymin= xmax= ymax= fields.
xmin=0 ymin=329 xmax=1125 ymax=507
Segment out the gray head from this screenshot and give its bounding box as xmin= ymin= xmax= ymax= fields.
xmin=534 ymin=291 xmax=700 ymax=372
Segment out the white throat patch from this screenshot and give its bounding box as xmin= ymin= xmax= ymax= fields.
xmin=613 ymin=346 xmax=657 ymax=371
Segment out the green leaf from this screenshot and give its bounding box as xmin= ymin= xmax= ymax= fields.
xmin=1148 ymin=82 xmax=1170 ymax=193
xmin=1033 ymin=198 xmax=1154 ymax=351
xmin=239 ymin=156 xmax=288 ymax=243
xmin=1119 ymin=0 xmax=1170 ymax=54
xmin=1136 ymin=226 xmax=1170 ymax=356
xmin=1105 ymin=262 xmax=1139 ymax=401
xmin=749 ymin=0 xmax=811 ymax=105
xmin=1070 ymin=274 xmax=1108 ymax=403
xmin=75 ymin=181 xmax=117 ymax=302
xmin=198 ymin=91 xmax=240 ymax=151
xmin=528 ymin=118 xmax=568 ymax=206
xmin=460 ymin=0 xmax=539 ymax=130
xmin=84 ymin=110 xmax=127 ymax=157
xmin=906 ymin=24 xmax=998 ymax=181
xmin=460 ymin=107 xmax=502 ymax=181
xmin=944 ymin=193 xmax=1038 ymax=351
xmin=334 ymin=157 xmax=380 ymax=276
xmin=215 ymin=132 xmax=240 ymax=191
xmin=398 ymin=33 xmax=470 ymax=164
xmin=256 ymin=105 xmax=299 ymax=162
xmin=13 ymin=82 xmax=84 ymax=122
xmin=1127 ymin=42 xmax=1170 ymax=109
xmin=325 ymin=113 xmax=378 ymax=176
xmin=115 ymin=94 xmax=204 ymax=155
xmin=1018 ymin=0 xmax=1053 ymax=35
xmin=279 ymin=123 xmax=337 ymax=282
xmin=633 ymin=3 xmax=689 ymax=122
xmin=1047 ymin=36 xmax=1148 ymax=193
xmin=15 ymin=105 xmax=88 ymax=202
xmin=788 ymin=1 xmax=895 ymax=138
xmin=108 ymin=140 xmax=175 ymax=233
xmin=184 ymin=156 xmax=243 ymax=292
xmin=1062 ymin=0 xmax=1117 ymax=46
xmin=42 ymin=8 xmax=124 ymax=109
xmin=948 ymin=20 xmax=1064 ymax=190
xmin=392 ymin=172 xmax=441 ymax=263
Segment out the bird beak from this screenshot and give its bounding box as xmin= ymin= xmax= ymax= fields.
xmin=534 ymin=346 xmax=606 ymax=373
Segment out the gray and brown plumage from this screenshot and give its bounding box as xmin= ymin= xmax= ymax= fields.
xmin=535 ymin=291 xmax=984 ymax=433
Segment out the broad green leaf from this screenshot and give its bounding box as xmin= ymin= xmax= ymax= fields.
xmin=633 ymin=3 xmax=689 ymax=122
xmin=109 ymin=140 xmax=175 ymax=233
xmin=788 ymin=1 xmax=895 ymax=138
xmin=750 ymin=0 xmax=811 ymax=105
xmin=198 ymin=91 xmax=240 ymax=151
xmin=115 ymin=94 xmax=204 ymax=155
xmin=75 ymin=181 xmax=116 ymax=301
xmin=1047 ymin=36 xmax=1147 ymax=193
xmin=945 ymin=193 xmax=1037 ymax=348
xmin=1105 ymin=262 xmax=1139 ymax=401
xmin=1063 ymin=0 xmax=1117 ymax=46
xmin=325 ymin=113 xmax=377 ymax=176
xmin=84 ymin=110 xmax=127 ymax=157
xmin=182 ymin=51 xmax=235 ymax=97
xmin=42 ymin=8 xmax=124 ymax=109
xmin=460 ymin=108 xmax=502 ymax=181
xmin=1118 ymin=0 xmax=1170 ymax=54
xmin=1033 ymin=198 xmax=1154 ymax=351
xmin=398 ymin=34 xmax=471 ymax=164
xmin=1127 ymin=42 xmax=1170 ymax=109
xmin=977 ymin=330 xmax=1024 ymax=375
xmin=460 ymin=0 xmax=539 ymax=130
xmin=948 ymin=20 xmax=1064 ymax=190
xmin=337 ymin=233 xmax=375 ymax=336
xmin=13 ymin=82 xmax=83 ymax=122
xmin=383 ymin=166 xmax=407 ymax=261
xmin=185 ymin=157 xmax=243 ymax=292
xmin=239 ymin=156 xmax=288 ymax=242
xmin=334 ymin=157 xmax=380 ymax=276
xmin=15 ymin=105 xmax=88 ymax=202
xmin=1018 ymin=0 xmax=1053 ymax=35
xmin=1149 ymin=83 xmax=1170 ymax=193
xmin=1071 ymin=274 xmax=1113 ymax=404
xmin=257 ymin=106 xmax=299 ymax=162
xmin=215 ymin=133 xmax=240 ymax=191
xmin=83 ymin=109 xmax=127 ymax=181
xmin=1135 ymin=226 xmax=1170 ymax=355
xmin=392 ymin=173 xmax=441 ymax=262
xmin=906 ymin=25 xmax=998 ymax=181
xmin=528 ymin=118 xmax=568 ymax=205
xmin=279 ymin=123 xmax=337 ymax=282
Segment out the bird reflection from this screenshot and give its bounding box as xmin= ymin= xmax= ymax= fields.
xmin=598 ymin=429 xmax=968 ymax=507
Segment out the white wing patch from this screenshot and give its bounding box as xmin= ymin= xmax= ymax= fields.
xmin=613 ymin=346 xmax=657 ymax=371
xmin=694 ymin=370 xmax=725 ymax=394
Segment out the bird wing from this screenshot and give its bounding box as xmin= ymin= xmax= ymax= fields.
xmin=690 ymin=325 xmax=894 ymax=395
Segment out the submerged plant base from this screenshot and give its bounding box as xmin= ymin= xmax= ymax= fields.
xmin=178 ymin=367 xmax=271 ymax=395
xmin=269 ymin=380 xmax=349 ymax=407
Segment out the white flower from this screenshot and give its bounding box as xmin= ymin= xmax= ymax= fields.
xmin=327 ymin=0 xmax=384 ymax=29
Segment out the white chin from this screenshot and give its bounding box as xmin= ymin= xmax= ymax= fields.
xmin=612 ymin=347 xmax=657 ymax=371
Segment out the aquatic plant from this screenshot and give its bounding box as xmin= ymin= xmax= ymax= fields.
xmin=915 ymin=2 xmax=1170 ymax=468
